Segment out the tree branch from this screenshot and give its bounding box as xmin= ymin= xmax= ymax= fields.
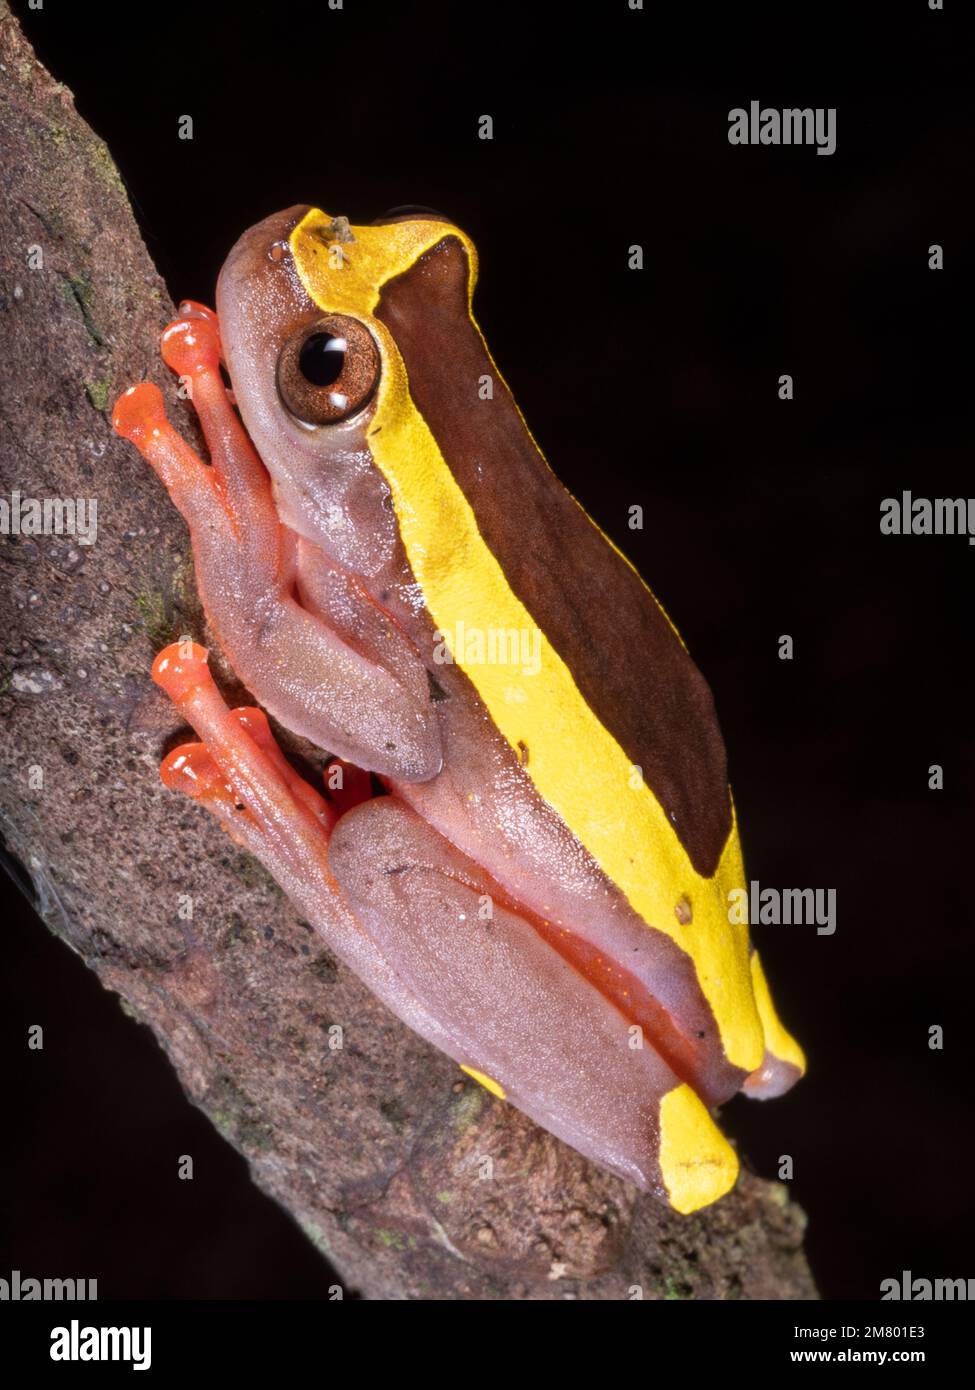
xmin=0 ymin=5 xmax=816 ymax=1300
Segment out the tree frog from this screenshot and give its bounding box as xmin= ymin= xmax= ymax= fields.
xmin=113 ymin=206 xmax=804 ymax=1214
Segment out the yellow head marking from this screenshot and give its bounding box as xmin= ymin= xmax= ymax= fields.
xmin=291 ymin=209 xmax=765 ymax=1072
xmin=291 ymin=212 xmax=478 ymax=317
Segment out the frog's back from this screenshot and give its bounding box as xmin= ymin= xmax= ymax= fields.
xmin=376 ymin=231 xmax=732 ymax=877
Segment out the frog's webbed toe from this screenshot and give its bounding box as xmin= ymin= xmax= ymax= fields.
xmin=113 ymin=313 xmax=442 ymax=783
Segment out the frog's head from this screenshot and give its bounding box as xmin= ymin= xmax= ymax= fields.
xmin=214 ymin=204 xmax=478 ymax=580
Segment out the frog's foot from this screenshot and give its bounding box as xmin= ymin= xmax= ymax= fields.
xmin=154 ymin=642 xmax=337 ymax=872
xmin=154 ymin=640 xmax=738 ymax=1211
xmin=112 ymin=312 xmax=441 ymax=783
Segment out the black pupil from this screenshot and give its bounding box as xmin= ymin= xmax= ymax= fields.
xmin=299 ymin=332 xmax=345 ymax=387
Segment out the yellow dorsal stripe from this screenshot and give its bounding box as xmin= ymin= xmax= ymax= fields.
xmin=291 ymin=209 xmax=764 ymax=1071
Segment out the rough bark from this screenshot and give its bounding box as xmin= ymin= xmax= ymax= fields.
xmin=0 ymin=6 xmax=816 ymax=1299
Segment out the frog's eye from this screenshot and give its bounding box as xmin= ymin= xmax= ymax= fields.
xmin=277 ymin=315 xmax=380 ymax=425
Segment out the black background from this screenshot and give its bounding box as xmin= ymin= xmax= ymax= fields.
xmin=4 ymin=0 xmax=972 ymax=1300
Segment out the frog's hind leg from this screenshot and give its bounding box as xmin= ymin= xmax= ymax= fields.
xmin=154 ymin=638 xmax=494 ymax=1105
xmin=112 ymin=314 xmax=441 ymax=782
xmin=327 ymin=798 xmax=740 ymax=1212
xmin=154 ymin=640 xmax=738 ymax=1212
xmin=152 ymin=640 xmax=450 ymax=1031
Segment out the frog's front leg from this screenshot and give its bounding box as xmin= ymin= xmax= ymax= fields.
xmin=112 ymin=309 xmax=441 ymax=783
xmin=154 ymin=642 xmax=739 ymax=1213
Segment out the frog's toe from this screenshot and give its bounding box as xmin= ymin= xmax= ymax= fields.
xmin=112 ymin=383 xmax=229 ymax=532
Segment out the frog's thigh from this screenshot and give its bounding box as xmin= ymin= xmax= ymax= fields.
xmin=328 ymin=797 xmax=738 ymax=1206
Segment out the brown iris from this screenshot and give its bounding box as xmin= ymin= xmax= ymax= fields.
xmin=277 ymin=315 xmax=380 ymax=425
